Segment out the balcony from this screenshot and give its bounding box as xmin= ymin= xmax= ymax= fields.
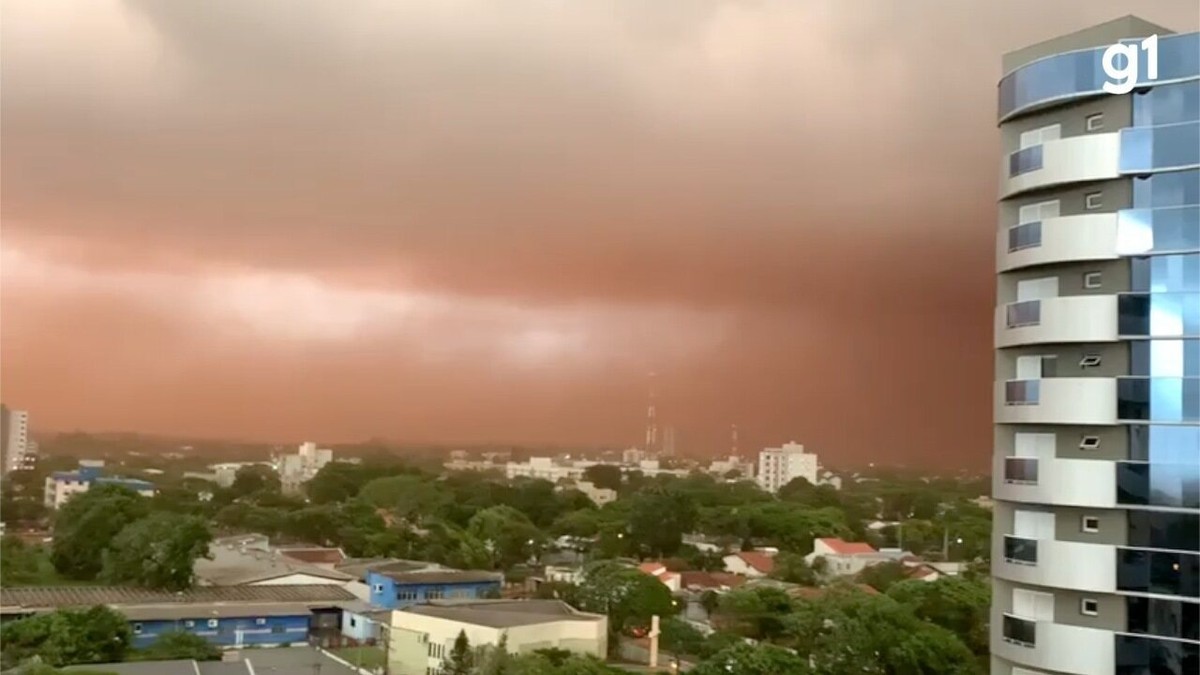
xmin=995 ymin=378 xmax=1118 ymax=425
xmin=993 ymin=455 xmax=1117 ymax=508
xmin=993 ymin=537 xmax=1116 ymax=593
xmin=1000 ymin=133 xmax=1121 ymax=199
xmin=991 ymin=608 xmax=1117 ymax=675
xmin=998 ymin=213 xmax=1120 ymax=272
xmin=995 ymin=295 xmax=1119 ymax=348
xmin=1003 ymin=536 xmax=1038 ymax=566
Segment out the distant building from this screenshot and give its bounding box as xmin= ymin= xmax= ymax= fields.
xmin=505 ymin=456 xmax=591 ymax=482
xmin=708 ymin=455 xmax=754 ymax=479
xmin=195 ymin=534 xmax=359 ymax=595
xmin=43 ymin=462 xmax=156 ymax=509
xmin=183 ymin=462 xmax=272 ymax=488
xmin=366 ymin=562 xmax=502 ymax=610
xmin=567 ymin=480 xmax=617 ymax=506
xmin=722 ymin=551 xmax=776 ymax=578
xmin=621 ymin=447 xmax=644 ymax=465
xmin=804 ymin=538 xmax=921 ymax=578
xmin=0 ymin=405 xmax=32 ymax=475
xmin=277 ymin=442 xmax=333 ymax=495
xmin=385 ymin=600 xmax=607 ymax=675
xmin=756 ymin=442 xmax=818 ymax=493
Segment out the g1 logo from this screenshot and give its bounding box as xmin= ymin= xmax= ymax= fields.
xmin=1102 ymin=34 xmax=1158 ymax=95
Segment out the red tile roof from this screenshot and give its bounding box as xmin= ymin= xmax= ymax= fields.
xmin=736 ymin=551 xmax=775 ymax=574
xmin=637 ymin=562 xmax=667 ymax=576
xmin=817 ymin=538 xmax=877 ymax=555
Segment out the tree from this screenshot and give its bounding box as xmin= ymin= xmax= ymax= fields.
xmin=571 ymin=561 xmax=676 ymax=647
xmin=101 ymin=512 xmax=213 ymax=591
xmin=228 ymin=465 xmax=280 ymax=499
xmin=856 ymin=560 xmax=910 ymax=593
xmin=359 ymin=475 xmax=450 ymax=521
xmin=502 ymin=653 xmax=623 ymax=674
xmin=550 ymin=509 xmax=604 ymax=538
xmin=659 ymin=617 xmax=705 ymax=661
xmin=129 ymin=631 xmax=221 ymax=661
xmin=778 ymin=478 xmax=841 ymax=509
xmin=691 ymin=643 xmax=810 ymax=675
xmin=51 ymin=484 xmax=150 ymax=580
xmin=627 ymin=487 xmax=697 ymax=557
xmin=713 ymin=587 xmax=794 ymax=641
xmin=467 ymin=505 xmax=544 ymax=569
xmin=887 ymin=576 xmax=991 ymax=656
xmin=770 ymin=551 xmax=819 ymax=586
xmin=445 ymin=630 xmax=474 ymax=675
xmin=781 ymin=585 xmax=976 ymax=674
xmin=0 ymin=606 xmax=131 ymax=668
xmin=1 ymin=536 xmax=42 ymax=586
xmin=581 ymin=465 xmax=622 ymax=492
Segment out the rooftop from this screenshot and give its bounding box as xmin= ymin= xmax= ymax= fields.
xmin=400 ymin=599 xmax=603 ymax=628
xmin=732 ymin=551 xmax=776 ymax=574
xmin=194 ymin=542 xmax=355 ymax=585
xmin=278 ymin=547 xmax=346 ymax=565
xmin=0 ymin=584 xmax=357 ymax=613
xmin=817 ymin=538 xmax=877 ymax=555
xmin=371 ymin=568 xmax=503 ymax=585
xmin=63 ymin=647 xmax=362 ymax=675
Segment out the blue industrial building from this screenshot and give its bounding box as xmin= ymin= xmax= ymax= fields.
xmin=0 ymin=585 xmax=358 ymax=649
xmin=365 ymin=564 xmax=502 ymax=610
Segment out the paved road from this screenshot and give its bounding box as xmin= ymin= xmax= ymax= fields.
xmin=236 ymin=647 xmax=363 ymax=675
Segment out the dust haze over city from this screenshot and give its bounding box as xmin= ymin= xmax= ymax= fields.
xmin=2 ymin=0 xmax=1197 ymax=466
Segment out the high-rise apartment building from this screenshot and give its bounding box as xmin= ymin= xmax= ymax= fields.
xmin=0 ymin=405 xmax=31 ymax=475
xmin=992 ymin=17 xmax=1198 ymax=675
xmin=756 ymin=442 xmax=817 ymax=493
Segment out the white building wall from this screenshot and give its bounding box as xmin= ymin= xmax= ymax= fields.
xmin=756 ymin=442 xmax=819 ymax=493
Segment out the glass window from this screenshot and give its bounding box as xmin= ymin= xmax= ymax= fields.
xmin=1003 ymin=536 xmax=1038 ymax=565
xmin=1004 ymin=458 xmax=1039 ymax=484
xmin=1133 ymin=81 xmax=1200 ymax=127
xmin=1116 ymin=205 xmax=1200 ymax=255
xmin=1115 ymin=634 xmax=1199 ymax=674
xmin=1117 ymin=377 xmax=1200 ymax=422
xmin=1127 ymin=596 xmax=1200 ymax=641
xmin=1117 ymin=548 xmax=1200 ymax=598
xmin=1129 ymin=340 xmax=1200 ymax=377
xmin=1129 ymin=424 xmax=1200 ymax=463
xmin=1006 ymin=300 xmax=1042 ymax=328
xmin=1118 ymin=294 xmax=1200 ymax=337
xmin=1005 ymin=380 xmax=1040 ymax=405
xmin=1001 ymin=614 xmax=1037 ymax=647
xmin=1008 ymin=222 xmax=1043 ymax=252
xmin=999 ymin=33 xmax=1200 ymax=121
xmin=1130 ymin=254 xmax=1200 ymax=292
xmin=1133 ymin=170 xmax=1200 ymax=208
xmin=1128 ymin=510 xmax=1200 ymax=550
xmin=1009 ymin=145 xmax=1044 ymax=177
xmin=1120 ymin=121 xmax=1200 ymax=174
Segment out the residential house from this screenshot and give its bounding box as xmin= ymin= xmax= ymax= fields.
xmin=385 ymin=600 xmax=607 ymax=675
xmin=366 ymin=562 xmax=502 ymax=610
xmin=722 ymin=551 xmax=776 ymax=578
xmin=636 ymin=562 xmax=681 ymax=592
xmin=804 ymin=538 xmax=921 ymax=578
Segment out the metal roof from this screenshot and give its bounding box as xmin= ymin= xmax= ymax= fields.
xmin=0 ymin=584 xmax=357 ymax=613
xmin=400 ymin=599 xmax=603 ymax=628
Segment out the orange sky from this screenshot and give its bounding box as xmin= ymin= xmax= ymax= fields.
xmin=3 ymin=1 xmax=1198 ymax=466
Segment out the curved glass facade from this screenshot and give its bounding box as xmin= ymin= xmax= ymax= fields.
xmin=1129 ymin=425 xmax=1200 ymax=463
xmin=1116 ymin=206 xmax=1200 ymax=255
xmin=1133 ymin=80 xmax=1200 ymax=126
xmin=999 ymin=32 xmax=1200 ymax=121
xmin=1117 ymin=377 xmax=1200 ymax=422
xmin=1133 ymin=169 xmax=1200 ymax=207
xmin=1118 ymin=293 xmax=1200 ymax=337
xmin=1131 ymin=254 xmax=1200 ymax=292
xmin=1130 ymin=339 xmax=1200 ymax=377
xmin=1120 ymin=121 xmax=1200 ymax=174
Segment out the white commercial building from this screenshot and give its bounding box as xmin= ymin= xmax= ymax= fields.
xmin=505 ymin=457 xmax=593 ymax=482
xmin=277 ymin=442 xmax=334 ymax=495
xmin=43 ymin=462 xmax=156 ymax=510
xmin=756 ymin=442 xmax=818 ymax=493
xmin=386 ymin=600 xmax=607 ymax=675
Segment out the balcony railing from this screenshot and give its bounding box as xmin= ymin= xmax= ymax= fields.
xmin=1005 ymin=380 xmax=1040 ymax=405
xmin=1009 ymin=145 xmax=1044 ymax=177
xmin=1007 ymin=221 xmax=1043 ymax=252
xmin=1003 ymin=536 xmax=1039 ymax=566
xmin=1004 ymin=457 xmax=1039 ymax=485
xmin=1002 ymin=614 xmax=1037 ymax=647
xmin=1005 ymin=300 xmax=1042 ymax=328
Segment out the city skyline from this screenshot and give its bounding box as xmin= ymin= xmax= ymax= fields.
xmin=3 ymin=1 xmax=1198 ymax=468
